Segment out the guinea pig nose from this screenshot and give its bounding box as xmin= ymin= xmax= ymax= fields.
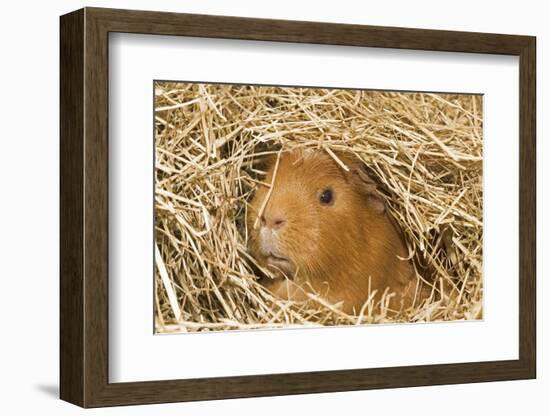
xmin=267 ymin=216 xmax=287 ymax=230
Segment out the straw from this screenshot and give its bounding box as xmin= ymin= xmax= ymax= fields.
xmin=154 ymin=83 xmax=483 ymax=332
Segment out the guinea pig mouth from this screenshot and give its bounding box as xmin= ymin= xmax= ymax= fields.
xmin=265 ymin=254 xmax=294 ymax=274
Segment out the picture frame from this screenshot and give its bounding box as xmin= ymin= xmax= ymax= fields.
xmin=60 ymin=7 xmax=536 ymax=408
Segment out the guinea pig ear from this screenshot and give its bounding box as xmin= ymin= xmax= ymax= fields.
xmin=346 ymin=164 xmax=386 ymax=214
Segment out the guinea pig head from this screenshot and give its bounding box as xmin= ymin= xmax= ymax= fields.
xmin=247 ymin=150 xmax=387 ymax=283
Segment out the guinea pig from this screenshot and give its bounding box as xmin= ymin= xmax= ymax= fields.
xmin=247 ymin=149 xmax=417 ymax=315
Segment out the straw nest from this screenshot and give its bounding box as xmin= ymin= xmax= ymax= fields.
xmin=154 ymin=82 xmax=483 ymax=333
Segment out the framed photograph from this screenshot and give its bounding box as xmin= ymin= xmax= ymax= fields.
xmin=60 ymin=7 xmax=536 ymax=408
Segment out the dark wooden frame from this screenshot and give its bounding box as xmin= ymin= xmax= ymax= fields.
xmin=60 ymin=7 xmax=536 ymax=408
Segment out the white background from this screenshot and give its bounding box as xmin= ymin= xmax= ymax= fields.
xmin=0 ymin=0 xmax=546 ymax=414
xmin=110 ymin=34 xmax=519 ymax=382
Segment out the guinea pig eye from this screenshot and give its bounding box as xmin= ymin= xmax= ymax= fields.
xmin=319 ymin=189 xmax=334 ymax=205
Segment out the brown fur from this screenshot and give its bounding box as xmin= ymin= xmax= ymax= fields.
xmin=247 ymin=150 xmax=417 ymax=315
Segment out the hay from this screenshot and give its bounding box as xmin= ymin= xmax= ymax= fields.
xmin=154 ymin=82 xmax=483 ymax=333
